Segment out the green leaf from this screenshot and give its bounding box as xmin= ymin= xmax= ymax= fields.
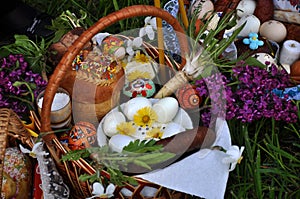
xmin=244 ymin=56 xmax=266 ymax=69
xmin=137 ymin=152 xmax=176 ymax=165
xmin=61 ymin=148 xmax=91 ymax=161
xmin=133 ymin=159 xmax=152 ymax=170
xmin=123 ymin=139 xmax=163 ymax=153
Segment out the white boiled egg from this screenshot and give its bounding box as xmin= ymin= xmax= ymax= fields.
xmin=123 ymin=97 xmax=152 ymax=120
xmin=152 ymin=97 xmax=179 ymax=124
xmin=109 ymin=134 xmax=135 ymax=153
xmin=102 ymin=111 xmax=126 ymax=137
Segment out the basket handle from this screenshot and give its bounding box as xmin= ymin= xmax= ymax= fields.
xmin=41 ymin=5 xmax=189 ymax=143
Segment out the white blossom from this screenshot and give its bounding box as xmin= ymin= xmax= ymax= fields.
xmin=86 ymin=182 xmax=115 ymax=199
xmin=19 ymin=142 xmax=49 ymax=158
xmin=139 ymin=17 xmax=157 ymax=40
xmin=126 ymin=37 xmax=143 ymax=56
xmin=222 ymin=145 xmax=245 ymax=171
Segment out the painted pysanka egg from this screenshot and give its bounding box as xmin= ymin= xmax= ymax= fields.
xmin=176 ymin=84 xmax=202 ymax=110
xmin=68 ymin=121 xmax=97 ymax=150
xmin=102 ymin=35 xmax=126 ymax=59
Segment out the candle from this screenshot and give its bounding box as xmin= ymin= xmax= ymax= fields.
xmin=279 ymin=40 xmax=300 ymax=66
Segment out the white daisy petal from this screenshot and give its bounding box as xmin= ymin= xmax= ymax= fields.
xmin=92 ymin=182 xmax=104 ymax=195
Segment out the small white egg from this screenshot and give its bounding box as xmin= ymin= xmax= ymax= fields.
xmin=109 ymin=134 xmax=135 ymax=153
xmin=259 ymin=20 xmax=287 ymax=43
xmin=152 ymin=97 xmax=179 ymax=123
xmin=123 ymin=97 xmax=152 ymax=120
xmin=236 ymin=0 xmax=257 ymax=18
xmin=190 ymin=0 xmax=214 ymax=20
xmin=237 ymin=14 xmax=261 ymax=37
xmin=102 ymin=111 xmax=126 ymax=137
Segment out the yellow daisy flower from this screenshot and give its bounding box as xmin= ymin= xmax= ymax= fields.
xmin=134 ymin=51 xmax=150 ymax=63
xmin=146 ymin=128 xmax=163 ymax=139
xmin=116 ymin=122 xmax=136 ymax=136
xmin=133 ymin=107 xmax=157 ymax=127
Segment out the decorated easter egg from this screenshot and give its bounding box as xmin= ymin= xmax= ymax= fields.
xmin=237 ymin=14 xmax=261 ymax=37
xmin=176 ymin=84 xmax=202 ymax=110
xmin=259 ymin=20 xmax=287 ymax=43
xmin=291 ymin=60 xmax=300 ymax=76
xmin=123 ymin=78 xmax=156 ymax=98
xmin=68 ymin=121 xmax=97 ymax=150
xmin=290 ymin=60 xmax=300 ymax=83
xmin=236 ymin=0 xmax=256 ymax=18
xmin=191 ymin=0 xmax=214 ymax=20
xmin=102 ymin=35 xmax=126 ymax=59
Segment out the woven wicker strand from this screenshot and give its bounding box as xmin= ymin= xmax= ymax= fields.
xmin=39 ymin=5 xmax=190 ymax=198
xmin=0 ymin=108 xmax=33 ymax=192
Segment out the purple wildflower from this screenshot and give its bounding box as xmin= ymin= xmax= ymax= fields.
xmin=194 ymin=61 xmax=299 ymax=125
xmin=0 ymin=54 xmax=47 ymax=119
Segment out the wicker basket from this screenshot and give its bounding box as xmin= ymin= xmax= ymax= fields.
xmin=0 ymin=108 xmax=34 ymax=195
xmin=39 ymin=5 xmax=193 ymax=199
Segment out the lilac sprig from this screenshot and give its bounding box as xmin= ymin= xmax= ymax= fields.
xmin=194 ymin=62 xmax=298 ymax=126
xmin=0 ymin=54 xmax=47 ymax=119
xmin=195 ymin=72 xmax=229 ymax=127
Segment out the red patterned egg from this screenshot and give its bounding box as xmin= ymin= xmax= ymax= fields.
xmin=176 ymin=84 xmax=202 ymax=110
xmin=68 ymin=121 xmax=97 ymax=150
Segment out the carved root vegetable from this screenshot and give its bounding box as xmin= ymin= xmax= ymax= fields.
xmin=154 ymin=49 xmax=208 ymax=98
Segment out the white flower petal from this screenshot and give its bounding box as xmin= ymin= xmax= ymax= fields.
xmin=126 ymin=39 xmax=133 ymax=46
xmin=144 ymin=16 xmax=152 ymax=24
xmin=126 ymin=46 xmax=134 ymax=56
xmin=222 ymin=156 xmax=234 ymax=164
xmin=92 ymin=182 xmax=104 ymax=195
xmin=133 ymin=37 xmax=143 ymax=47
xmin=145 ymin=26 xmax=155 ymax=40
xmin=228 ymin=161 xmax=238 ymax=172
xmin=139 ymin=27 xmax=147 ymax=38
xmin=32 ymin=142 xmax=43 ymax=152
xmin=105 ymin=183 xmax=116 ymax=196
xmin=149 ymin=17 xmax=157 ymax=30
xmin=222 ymin=145 xmax=245 ymax=172
xmin=19 ymin=144 xmax=31 ymax=154
xmin=37 ymin=151 xmax=49 ymax=156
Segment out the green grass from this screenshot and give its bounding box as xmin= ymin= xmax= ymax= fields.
xmin=17 ymin=1 xmax=300 ymax=198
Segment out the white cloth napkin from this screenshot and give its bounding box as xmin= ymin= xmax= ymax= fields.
xmin=137 ymin=117 xmax=232 ymax=199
